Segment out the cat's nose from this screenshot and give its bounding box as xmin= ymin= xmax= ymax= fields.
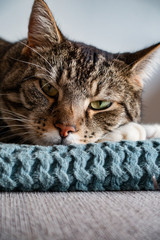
xmin=55 ymin=123 xmax=76 ymax=138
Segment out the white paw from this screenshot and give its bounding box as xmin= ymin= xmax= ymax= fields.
xmin=142 ymin=124 xmax=160 ymax=139
xmin=98 ymin=122 xmax=147 ymax=142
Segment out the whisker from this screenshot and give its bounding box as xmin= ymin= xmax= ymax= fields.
xmin=0 ymin=117 xmax=29 ymax=124
xmin=19 ymin=135 xmax=36 ymax=145
xmin=0 ymin=124 xmax=28 ymax=128
xmin=0 ymin=108 xmax=28 ymax=117
xmin=0 ymin=129 xmax=19 ymax=137
xmin=20 ymin=41 xmax=53 ymax=69
xmin=41 ymin=81 xmax=52 ymax=89
xmin=0 ymin=110 xmax=29 ymax=120
xmin=22 ymin=73 xmax=47 ymax=82
xmin=1 ymin=111 xmax=29 ymax=121
xmin=0 ymin=94 xmax=13 ymax=96
xmin=0 ymin=108 xmax=30 ymax=121
xmin=10 ymin=57 xmax=51 ymax=75
xmin=0 ymin=130 xmax=30 ymax=142
xmin=0 ymin=127 xmax=28 ymax=139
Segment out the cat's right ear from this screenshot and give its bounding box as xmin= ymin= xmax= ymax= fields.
xmin=23 ymin=0 xmax=64 ymax=53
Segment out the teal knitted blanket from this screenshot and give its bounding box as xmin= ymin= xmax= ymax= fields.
xmin=0 ymin=139 xmax=160 ymax=191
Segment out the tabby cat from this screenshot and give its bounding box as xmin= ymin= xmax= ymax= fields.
xmin=0 ymin=0 xmax=160 ymax=146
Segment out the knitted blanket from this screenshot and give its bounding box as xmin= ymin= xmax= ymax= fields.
xmin=0 ymin=140 xmax=160 ymax=192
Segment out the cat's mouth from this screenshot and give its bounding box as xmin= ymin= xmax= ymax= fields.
xmin=32 ymin=130 xmax=82 ymax=146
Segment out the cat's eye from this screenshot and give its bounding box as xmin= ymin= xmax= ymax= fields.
xmin=90 ymin=101 xmax=112 ymax=110
xmin=39 ymin=79 xmax=58 ymax=97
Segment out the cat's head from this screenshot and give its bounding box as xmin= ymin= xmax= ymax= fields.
xmin=1 ymin=0 xmax=160 ymax=145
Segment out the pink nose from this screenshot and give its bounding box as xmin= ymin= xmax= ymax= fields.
xmin=55 ymin=123 xmax=76 ymax=138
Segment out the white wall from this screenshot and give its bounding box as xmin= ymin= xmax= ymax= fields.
xmin=0 ymin=0 xmax=160 ymax=123
xmin=1 ymin=0 xmax=160 ymax=52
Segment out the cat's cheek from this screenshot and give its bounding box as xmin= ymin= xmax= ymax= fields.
xmin=29 ymin=129 xmax=61 ymax=145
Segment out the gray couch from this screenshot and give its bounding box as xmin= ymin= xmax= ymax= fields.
xmin=0 ymin=192 xmax=160 ymax=240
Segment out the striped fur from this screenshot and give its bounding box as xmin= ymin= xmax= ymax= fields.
xmin=0 ymin=0 xmax=160 ymax=145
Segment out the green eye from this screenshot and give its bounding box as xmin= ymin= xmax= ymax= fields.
xmin=90 ymin=101 xmax=112 ymax=110
xmin=40 ymin=79 xmax=58 ymax=97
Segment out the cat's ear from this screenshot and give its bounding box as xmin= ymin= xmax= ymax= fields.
xmin=123 ymin=43 xmax=160 ymax=87
xmin=26 ymin=0 xmax=64 ymax=49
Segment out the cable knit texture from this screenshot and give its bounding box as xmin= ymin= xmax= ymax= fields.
xmin=0 ymin=139 xmax=160 ymax=191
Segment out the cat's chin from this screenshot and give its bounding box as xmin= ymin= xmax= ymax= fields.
xmin=30 ymin=132 xmax=82 ymax=146
xmin=31 ymin=139 xmax=78 ymax=146
xmin=32 ymin=138 xmax=97 ymax=146
xmin=31 ymin=137 xmax=62 ymax=146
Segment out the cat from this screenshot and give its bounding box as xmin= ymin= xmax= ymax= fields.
xmin=0 ymin=0 xmax=160 ymax=146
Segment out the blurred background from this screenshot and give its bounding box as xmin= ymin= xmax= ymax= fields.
xmin=0 ymin=0 xmax=160 ymax=123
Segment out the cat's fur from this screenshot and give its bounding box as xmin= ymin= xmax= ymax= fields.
xmin=0 ymin=0 xmax=160 ymax=145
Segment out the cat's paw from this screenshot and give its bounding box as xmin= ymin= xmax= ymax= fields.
xmin=98 ymin=122 xmax=146 ymax=142
xmin=142 ymin=124 xmax=160 ymax=139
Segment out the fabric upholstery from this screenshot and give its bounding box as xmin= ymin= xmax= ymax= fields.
xmin=0 ymin=192 xmax=160 ymax=240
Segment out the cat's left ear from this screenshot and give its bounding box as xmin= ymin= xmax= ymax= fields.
xmin=123 ymin=43 xmax=160 ymax=87
xmin=25 ymin=0 xmax=64 ymax=50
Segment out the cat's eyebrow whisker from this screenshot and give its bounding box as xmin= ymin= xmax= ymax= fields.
xmin=22 ymin=73 xmax=48 ymax=82
xmin=19 ymin=41 xmax=53 ymax=69
xmin=41 ymin=81 xmax=52 ymax=89
xmin=10 ymin=57 xmax=51 ymax=76
xmin=39 ymin=77 xmax=57 ymax=88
